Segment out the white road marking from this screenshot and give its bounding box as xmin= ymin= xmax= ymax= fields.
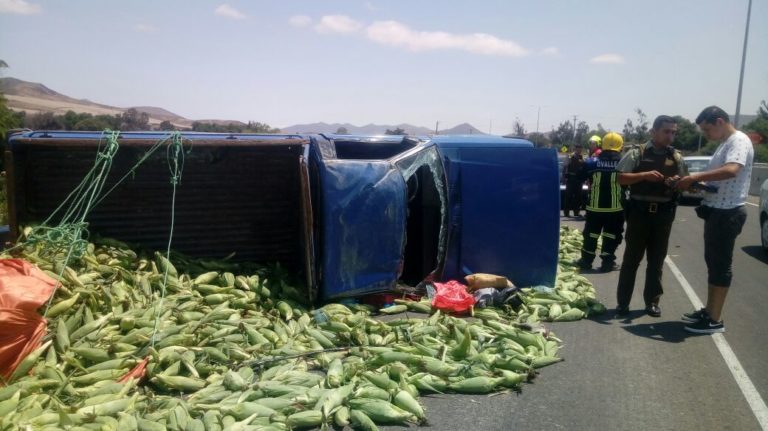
xmin=666 ymin=256 xmax=768 ymax=430
xmin=745 ymin=202 xmax=758 ymax=207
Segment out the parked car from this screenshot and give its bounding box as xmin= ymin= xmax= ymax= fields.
xmin=557 ymin=153 xmax=589 ymax=213
xmin=681 ymin=156 xmax=713 ymax=202
xmin=760 ymin=178 xmax=768 ymax=252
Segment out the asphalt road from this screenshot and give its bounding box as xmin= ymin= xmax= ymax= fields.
xmin=383 ymin=197 xmax=768 ymax=431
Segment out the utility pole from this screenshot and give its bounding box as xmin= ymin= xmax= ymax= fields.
xmin=536 ymin=106 xmax=541 ymax=135
xmin=435 ymin=121 xmax=439 ymax=135
xmin=572 ymin=115 xmax=578 ymax=145
xmin=734 ymin=0 xmax=753 ymax=128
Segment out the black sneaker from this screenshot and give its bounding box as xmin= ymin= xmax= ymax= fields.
xmin=599 ymin=262 xmax=619 ymax=272
xmin=684 ymin=317 xmax=724 ymax=334
xmin=575 ymin=258 xmax=592 ymax=270
xmin=615 ymin=305 xmax=629 ymax=317
xmin=681 ymin=308 xmax=708 ymax=323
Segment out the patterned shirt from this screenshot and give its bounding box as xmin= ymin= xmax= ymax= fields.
xmin=702 ymin=130 xmax=753 ymax=209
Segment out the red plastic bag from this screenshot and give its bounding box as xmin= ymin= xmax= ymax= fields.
xmin=119 ymin=357 xmax=150 ymax=383
xmin=431 ymin=280 xmax=475 ymax=314
xmin=0 ymin=259 xmax=58 ymax=381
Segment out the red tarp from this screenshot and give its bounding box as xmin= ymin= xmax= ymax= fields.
xmin=0 ymin=259 xmax=57 ymax=381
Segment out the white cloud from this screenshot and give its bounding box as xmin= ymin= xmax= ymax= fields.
xmin=590 ymin=53 xmax=625 ymax=64
xmin=315 ymin=15 xmax=363 ymax=34
xmin=540 ymin=47 xmax=559 ymax=56
xmin=215 ymin=4 xmax=246 ymax=20
xmin=366 ymin=21 xmax=529 ymax=57
xmin=289 ymin=15 xmax=312 ymax=28
xmin=134 ymin=23 xmax=156 ymax=34
xmin=0 ymin=0 xmax=41 ymax=15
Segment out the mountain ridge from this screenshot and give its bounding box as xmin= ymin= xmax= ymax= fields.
xmin=0 ymin=77 xmax=484 ymax=134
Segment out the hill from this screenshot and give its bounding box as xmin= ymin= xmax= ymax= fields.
xmin=438 ymin=122 xmax=485 ymax=135
xmin=1 ymin=77 xmax=483 ymax=134
xmin=0 ymin=77 xmax=190 ymax=127
xmin=280 ymin=122 xmax=434 ymax=135
xmin=281 ymin=121 xmax=485 ymax=136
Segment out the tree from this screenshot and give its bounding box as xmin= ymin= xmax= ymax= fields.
xmin=385 ymin=127 xmax=406 ymax=135
xmin=672 ymin=115 xmax=700 ymax=153
xmin=513 ymin=120 xmax=526 ymax=137
xmin=574 ymin=120 xmax=590 ymax=145
xmin=527 ymin=132 xmax=551 ymax=148
xmin=623 ymin=108 xmax=650 ymax=144
xmin=245 ymin=121 xmax=280 ymax=133
xmin=586 ymin=124 xmax=607 ymax=142
xmin=74 ymin=116 xmax=116 ymax=131
xmin=159 ymin=120 xmax=175 ymax=131
xmin=0 ymin=60 xmax=25 ymax=141
xmin=550 ymin=121 xmax=574 ymax=147
xmin=62 ymin=110 xmax=94 ymax=130
xmin=621 ymin=119 xmax=634 ymax=143
xmin=595 ymin=123 xmax=607 ymax=136
xmin=743 ymin=100 xmax=768 ymax=163
xmin=335 ymin=127 xmax=348 ymax=135
xmin=0 ymin=94 xmax=24 ymax=141
xmin=25 ymin=112 xmax=65 ymax=130
xmin=119 ymin=108 xmax=150 ymax=131
xmin=757 ymin=99 xmax=768 ymax=119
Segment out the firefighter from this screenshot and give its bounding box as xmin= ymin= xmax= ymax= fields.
xmin=562 ymin=143 xmax=586 ymax=217
xmin=588 ymin=135 xmax=603 ymax=157
xmin=576 ymin=132 xmax=625 ymax=272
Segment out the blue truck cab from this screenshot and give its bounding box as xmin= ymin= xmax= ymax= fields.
xmin=5 ymin=130 xmax=559 ymax=302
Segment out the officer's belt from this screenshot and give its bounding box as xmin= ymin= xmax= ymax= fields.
xmin=630 ymin=195 xmax=674 ymax=203
xmin=629 ymin=198 xmax=676 ymax=214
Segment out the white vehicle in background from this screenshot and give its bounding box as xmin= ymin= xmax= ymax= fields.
xmin=760 ymin=178 xmax=768 ymax=252
xmin=682 ymin=156 xmax=713 ymax=202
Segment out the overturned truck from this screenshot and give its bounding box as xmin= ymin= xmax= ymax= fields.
xmin=5 ymin=131 xmax=560 ymax=301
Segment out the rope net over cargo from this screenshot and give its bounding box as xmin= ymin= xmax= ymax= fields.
xmin=13 ymin=130 xmax=187 ymax=332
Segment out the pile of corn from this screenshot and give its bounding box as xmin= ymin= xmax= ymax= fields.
xmin=516 ymin=226 xmax=606 ymax=323
xmin=0 ymin=227 xmax=600 ymax=430
xmin=558 ymin=225 xmax=584 ymax=266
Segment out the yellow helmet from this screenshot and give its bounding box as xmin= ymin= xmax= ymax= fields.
xmin=588 ymin=135 xmax=602 ymax=146
xmin=602 ymin=132 xmax=624 ymax=152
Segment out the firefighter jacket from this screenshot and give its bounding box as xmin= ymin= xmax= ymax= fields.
xmin=584 ymin=150 xmax=623 ymax=212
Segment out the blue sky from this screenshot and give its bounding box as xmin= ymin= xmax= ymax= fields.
xmin=1 ymin=0 xmax=766 ymax=134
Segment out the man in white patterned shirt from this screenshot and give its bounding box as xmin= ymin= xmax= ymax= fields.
xmin=676 ymin=105 xmax=753 ymax=334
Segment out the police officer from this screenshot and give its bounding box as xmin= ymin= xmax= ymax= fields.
xmin=562 ymin=143 xmax=586 ymax=217
xmin=615 ymin=116 xmax=688 ymax=317
xmin=576 ymin=132 xmax=625 ymax=272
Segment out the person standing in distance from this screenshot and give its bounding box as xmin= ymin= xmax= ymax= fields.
xmin=588 ymin=135 xmax=603 ymax=157
xmin=563 ymin=143 xmax=586 ymax=218
xmin=614 ymin=116 xmax=687 ymax=317
xmin=676 ymin=106 xmax=753 ymax=334
xmin=576 ymin=132 xmax=625 ymax=272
